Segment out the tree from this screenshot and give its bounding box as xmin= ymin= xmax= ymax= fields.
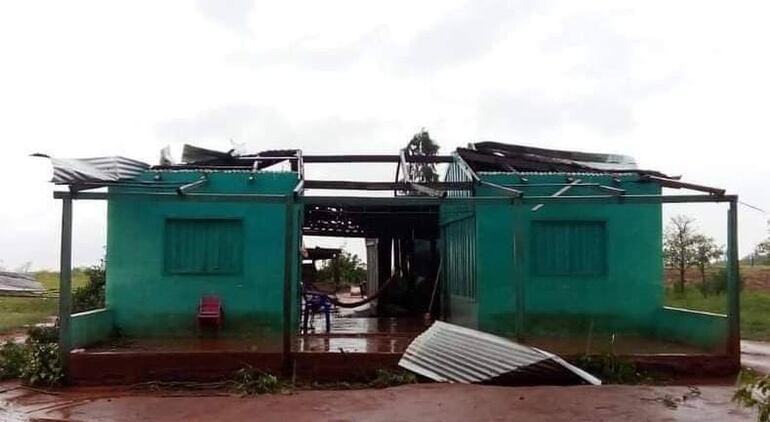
xmin=403 ymin=129 xmax=440 ymax=184
xmin=663 ymin=215 xmax=698 ymax=293
xmin=317 ymin=251 xmax=367 ymax=292
xmin=692 ymin=234 xmax=724 ymax=296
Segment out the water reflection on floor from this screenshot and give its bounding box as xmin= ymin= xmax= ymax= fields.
xmin=82 ymin=315 xmax=716 ymax=356
xmin=297 ymin=316 xmax=431 ymax=353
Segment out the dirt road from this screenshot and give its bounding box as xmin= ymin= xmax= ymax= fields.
xmin=0 ymin=382 xmax=757 ymax=421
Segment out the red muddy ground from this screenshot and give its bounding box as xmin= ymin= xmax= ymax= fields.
xmin=0 ymin=382 xmax=757 ymax=422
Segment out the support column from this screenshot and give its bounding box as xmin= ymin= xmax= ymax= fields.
xmin=376 ymin=237 xmax=392 ymax=313
xmin=726 ymin=199 xmax=741 ymax=360
xmin=282 ymin=196 xmax=295 ymax=376
xmin=58 ymin=197 xmax=73 ymax=376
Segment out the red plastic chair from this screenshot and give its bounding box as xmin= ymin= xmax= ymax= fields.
xmin=198 ymin=295 xmax=223 ymax=329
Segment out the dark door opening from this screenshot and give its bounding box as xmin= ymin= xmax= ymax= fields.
xmin=302 ymin=202 xmax=441 ymax=318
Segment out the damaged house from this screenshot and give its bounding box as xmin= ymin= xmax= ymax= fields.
xmin=40 ymin=141 xmax=741 ymax=384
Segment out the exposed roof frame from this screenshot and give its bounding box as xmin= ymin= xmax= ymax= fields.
xmin=303 ymin=180 xmax=473 ymax=191
xmin=302 ymin=154 xmax=454 ymax=163
xmin=640 ymin=175 xmax=725 ymax=196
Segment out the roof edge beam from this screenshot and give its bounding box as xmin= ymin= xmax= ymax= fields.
xmin=302 ymin=155 xmax=453 ymax=163
xmin=641 ymin=175 xmax=725 ymax=196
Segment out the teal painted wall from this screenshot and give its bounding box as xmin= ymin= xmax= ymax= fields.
xmin=71 ymin=309 xmax=114 ymax=348
xmin=442 ymin=173 xmax=665 ymax=340
xmin=440 ymin=204 xmax=478 ymax=328
xmin=656 ymin=307 xmax=727 ymax=351
xmin=105 ymin=170 xmax=300 ymax=340
xmin=441 ymin=162 xmax=478 ymax=326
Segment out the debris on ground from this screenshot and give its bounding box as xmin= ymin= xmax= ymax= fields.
xmin=398 ymin=321 xmax=601 ymax=385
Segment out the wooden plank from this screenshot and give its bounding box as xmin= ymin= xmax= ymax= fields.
xmin=641 ymin=175 xmax=726 ymax=196
xmin=302 ymin=155 xmax=454 ymax=163
xmin=303 ymin=180 xmax=473 ymax=191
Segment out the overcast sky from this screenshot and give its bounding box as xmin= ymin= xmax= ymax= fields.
xmin=0 ymin=1 xmax=768 ymax=270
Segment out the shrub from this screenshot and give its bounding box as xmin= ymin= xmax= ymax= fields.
xmin=367 ymin=369 xmax=417 ymax=388
xmin=575 ymin=353 xmax=649 ymax=384
xmin=734 ymin=369 xmax=770 ymax=422
xmin=72 ymin=263 xmax=106 ymax=313
xmin=231 ymin=367 xmax=287 ymax=395
xmin=27 ymin=326 xmax=58 ymax=344
xmin=0 ymin=327 xmax=64 ymax=387
xmin=0 ymin=341 xmax=26 ymax=380
xmin=20 ymin=341 xmax=63 ymax=387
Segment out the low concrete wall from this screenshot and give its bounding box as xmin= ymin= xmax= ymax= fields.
xmin=71 ymin=308 xmax=114 ymax=348
xmin=656 ymin=307 xmax=727 ymax=352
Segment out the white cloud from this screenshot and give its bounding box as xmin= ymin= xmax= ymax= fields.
xmin=0 ymin=0 xmax=768 ymax=269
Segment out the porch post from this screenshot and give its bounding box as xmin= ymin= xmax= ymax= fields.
xmin=282 ymin=195 xmax=294 ymax=376
xmin=726 ymin=199 xmax=741 ymax=360
xmin=58 ymin=196 xmax=73 ymax=375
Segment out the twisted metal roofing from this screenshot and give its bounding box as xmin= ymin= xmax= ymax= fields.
xmin=36 ymin=155 xmax=149 ymax=185
xmin=399 ymin=321 xmax=601 ymax=385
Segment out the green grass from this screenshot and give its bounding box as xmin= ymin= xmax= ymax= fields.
xmin=665 ymin=287 xmax=770 ymax=341
xmin=0 ymin=270 xmax=89 ymax=334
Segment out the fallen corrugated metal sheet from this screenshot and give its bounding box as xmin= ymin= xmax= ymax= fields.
xmin=399 ymin=321 xmax=601 ymax=386
xmin=0 ymin=272 xmax=44 ymax=297
xmin=34 ymin=154 xmax=149 ymax=184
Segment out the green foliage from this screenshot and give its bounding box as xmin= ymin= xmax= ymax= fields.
xmin=0 ymin=326 xmax=64 ymax=387
xmin=367 ymin=369 xmax=417 ymax=388
xmin=27 ymin=326 xmax=58 ymax=344
xmin=72 ymin=262 xmax=106 ymax=313
xmin=692 ymin=234 xmax=724 ymax=296
xmin=20 ymin=340 xmax=63 ymax=387
xmin=231 ymin=367 xmax=288 ymax=395
xmin=734 ymin=369 xmax=770 ymax=422
xmin=0 ymin=341 xmax=26 ymax=380
xmin=697 ymin=267 xmax=731 ymax=296
xmin=316 ymin=251 xmax=367 ymax=290
xmin=575 ymin=353 xmax=649 ymax=384
xmin=20 ymin=325 xmax=63 ymax=387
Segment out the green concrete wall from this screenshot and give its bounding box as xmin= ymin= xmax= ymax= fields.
xmin=656 ymin=307 xmax=727 ymax=351
xmin=105 ymin=170 xmax=301 ymax=340
xmin=71 ymin=309 xmax=114 ymax=348
xmin=442 ymin=173 xmax=665 ymax=340
xmin=440 ymin=203 xmax=478 ymax=328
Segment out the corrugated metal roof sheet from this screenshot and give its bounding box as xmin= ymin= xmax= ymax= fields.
xmin=399 ymin=321 xmax=601 ymax=385
xmin=0 ymin=272 xmax=44 ymax=297
xmin=36 ymin=155 xmax=149 ymax=185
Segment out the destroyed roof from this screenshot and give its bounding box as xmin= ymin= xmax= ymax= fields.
xmin=458 ymin=141 xmax=668 ymax=176
xmin=0 ymin=272 xmax=45 ymax=297
xmin=33 ymin=154 xmax=149 ymax=185
xmin=160 ymin=144 xmax=301 ymax=171
xmin=38 ymin=141 xmax=726 ymax=195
